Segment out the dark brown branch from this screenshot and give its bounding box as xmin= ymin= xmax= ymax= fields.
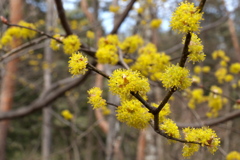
xmin=110 ymin=0 xmax=137 ymax=34
xmin=197 ymin=0 xmax=206 ymax=13
xmin=179 ymin=32 xmax=192 ymax=67
xmin=130 ymin=92 xmax=156 ymax=112
xmin=54 ymin=0 xmax=73 ymax=35
xmin=154 ymin=128 xmax=201 ymax=145
xmin=0 ymin=71 xmax=91 ymax=120
xmin=178 ymin=110 xmax=240 ymax=128
xmin=87 ymin=63 xmax=110 ymax=79
xmin=154 ymin=88 xmax=176 ymax=114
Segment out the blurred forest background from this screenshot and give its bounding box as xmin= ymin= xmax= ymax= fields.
xmin=0 ymin=0 xmax=240 ymax=160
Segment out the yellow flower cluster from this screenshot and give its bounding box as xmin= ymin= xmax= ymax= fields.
xmin=215 ymin=67 xmax=227 ymax=83
xmin=212 ymin=50 xmax=228 ymax=60
xmin=18 ymin=21 xmax=37 ymax=39
xmin=207 ymin=85 xmax=228 ymax=118
xmin=137 ymin=7 xmax=144 ymax=14
xmin=226 ymin=151 xmax=240 ymax=160
xmin=193 ymin=65 xmax=211 ymax=74
xmin=192 ymin=75 xmax=201 ymax=84
xmin=109 ymin=5 xmax=120 ymax=13
xmin=88 ymin=87 xmax=110 ymax=115
xmin=160 ymin=118 xmax=181 ymax=139
xmin=150 ymin=19 xmax=162 ymax=28
xmin=70 ymin=20 xmax=78 ymax=30
xmin=138 ymin=43 xmax=157 ymax=55
xmin=68 ymin=52 xmax=88 ymax=76
xmin=98 ymin=34 xmax=119 ymax=47
xmin=160 ymin=64 xmax=192 ymax=90
xmin=182 ymin=143 xmax=200 ymax=157
xmin=182 ymin=127 xmax=220 ymax=157
xmin=120 ymin=35 xmax=144 ymax=54
xmin=108 ymin=69 xmax=150 ymax=100
xmin=1 ymin=21 xmax=37 ymax=46
xmin=63 ymin=35 xmax=81 ymax=55
xmin=131 ymin=51 xmax=170 ymax=81
xmin=96 ymin=35 xmax=119 ymax=65
xmin=96 ymin=45 xmax=119 ymax=65
xmin=170 ymin=1 xmax=203 ymax=33
xmin=61 ymin=110 xmax=73 ymax=120
xmin=116 ymin=100 xmax=152 ymax=129
xmin=86 ymin=31 xmax=95 ymax=39
xmin=184 ymin=33 xmax=205 ymax=63
xmin=88 ymin=87 xmax=107 ymax=109
xmin=50 ymin=34 xmax=64 ymax=51
xmin=230 ymin=63 xmax=240 ymax=74
xmin=187 ymin=88 xmax=206 ymax=109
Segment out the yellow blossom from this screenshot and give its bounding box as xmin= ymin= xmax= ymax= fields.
xmin=160 ymin=64 xmax=192 ymax=90
xmin=0 ymin=21 xmax=36 ymax=46
xmin=88 ymin=87 xmax=107 ymax=109
xmin=108 ymin=69 xmax=150 ymax=100
xmin=202 ymin=66 xmax=210 ymax=73
xmin=193 ymin=65 xmax=201 ymax=74
xmin=225 ymin=74 xmax=233 ymax=82
xmin=63 ymin=35 xmax=81 ymax=55
xmin=61 ymin=110 xmax=73 ymax=120
xmin=170 ymin=1 xmax=203 ymax=33
xmin=160 ymin=118 xmax=181 ymax=139
xmin=96 ymin=45 xmax=119 ymax=65
xmin=212 ymin=50 xmax=226 ymax=60
xmin=183 ymin=33 xmax=205 ymax=63
xmin=207 ymin=85 xmax=227 ymax=118
xmin=98 ymin=35 xmax=119 ymax=48
xmin=137 ymin=7 xmax=144 ymax=14
xmin=215 ymin=67 xmax=227 ymax=83
xmin=188 ymin=88 xmax=206 ymax=109
xmin=230 ymin=63 xmax=240 ymax=74
xmin=18 ymin=21 xmax=37 ymax=39
xmin=68 ymin=52 xmax=88 ymax=76
xmin=192 ymin=75 xmax=201 ymax=84
xmin=131 ymin=52 xmax=170 ymax=80
xmin=182 ymin=143 xmax=200 ymax=157
xmin=220 ymin=60 xmax=228 ymax=67
xmin=182 ymin=127 xmax=220 ymax=157
xmin=50 ymin=34 xmax=64 ymax=51
xmin=116 ymin=100 xmax=152 ymax=129
xmin=138 ymin=43 xmax=157 ymax=55
xmin=226 ymin=151 xmax=240 ymax=160
xmin=86 ymin=31 xmax=95 ymax=39
xmin=150 ymin=19 xmax=162 ymax=28
xmin=120 ymin=35 xmax=144 ymax=54
xmin=109 ymin=5 xmax=120 ymax=13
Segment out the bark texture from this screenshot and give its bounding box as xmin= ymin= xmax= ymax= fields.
xmin=0 ymin=1 xmax=22 ymax=160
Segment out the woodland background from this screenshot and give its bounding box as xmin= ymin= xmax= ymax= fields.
xmin=0 ymin=0 xmax=240 ymax=160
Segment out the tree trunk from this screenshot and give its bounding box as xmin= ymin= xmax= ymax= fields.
xmin=0 ymin=1 xmax=23 ymax=160
xmin=41 ymin=0 xmax=56 ymax=159
xmin=227 ymin=18 xmax=240 ymax=61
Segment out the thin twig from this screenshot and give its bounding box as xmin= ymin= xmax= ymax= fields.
xmin=110 ymin=0 xmax=137 ymax=34
xmin=0 ymin=36 xmax=47 ymax=62
xmin=54 ymin=0 xmax=73 ymax=36
xmin=118 ymin=47 xmax=130 ymax=69
xmin=87 ymin=63 xmax=110 ymax=79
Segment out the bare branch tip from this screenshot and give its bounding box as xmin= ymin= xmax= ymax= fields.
xmin=0 ymin=16 xmax=8 ymax=24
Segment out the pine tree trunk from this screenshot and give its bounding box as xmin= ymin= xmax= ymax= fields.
xmin=0 ymin=1 xmax=22 ymax=160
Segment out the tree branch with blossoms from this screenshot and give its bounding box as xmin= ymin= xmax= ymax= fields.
xmin=1 ymin=0 xmax=233 ymax=158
